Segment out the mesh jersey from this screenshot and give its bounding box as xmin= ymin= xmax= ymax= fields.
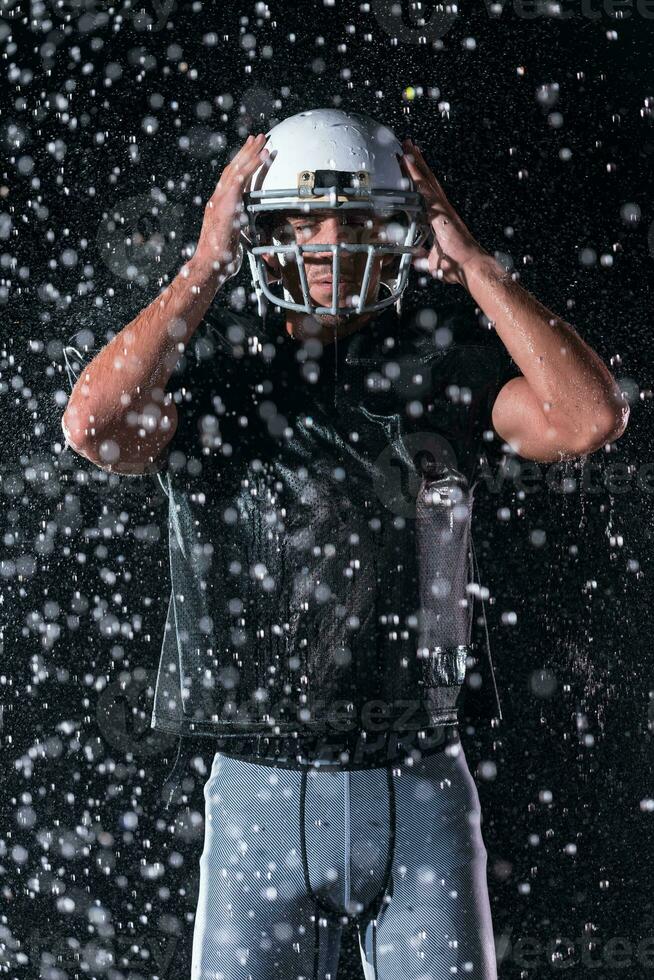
xmin=134 ymin=299 xmax=519 ymax=768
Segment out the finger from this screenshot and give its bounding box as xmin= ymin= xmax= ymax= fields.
xmin=242 ymin=147 xmax=271 ymax=194
xmin=232 ymin=150 xmax=268 ymax=192
xmin=402 ymin=138 xmax=426 ymax=165
xmin=405 ymin=138 xmax=426 ymax=161
xmin=241 ymin=144 xmax=271 ymax=184
xmin=411 ymin=244 xmax=429 ymax=256
xmin=400 ymin=144 xmax=420 ymax=169
xmin=402 ymin=154 xmax=445 ymax=207
xmin=230 ymin=134 xmax=267 ymax=171
xmin=232 ymin=134 xmax=256 ymax=161
xmin=242 ymin=133 xmax=267 ymax=154
xmin=412 ymin=143 xmax=434 ymax=173
xmin=398 ymin=153 xmax=429 ymax=199
xmin=397 ymin=152 xmax=412 ymax=184
xmin=401 ymin=152 xmax=431 ymax=191
xmin=408 ymin=142 xmax=447 ymax=191
xmin=213 ymin=140 xmax=267 ymax=198
xmin=402 ymin=140 xmax=436 ymax=180
xmin=242 ymin=143 xmax=270 ymax=175
xmin=234 ymin=134 xmax=266 ymax=165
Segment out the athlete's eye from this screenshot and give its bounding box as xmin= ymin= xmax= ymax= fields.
xmin=269 ymin=220 xmax=302 ymax=243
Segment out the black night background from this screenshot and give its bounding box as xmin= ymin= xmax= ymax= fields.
xmin=1 ymin=0 xmax=653 ymax=977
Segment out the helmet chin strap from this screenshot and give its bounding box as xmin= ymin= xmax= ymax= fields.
xmin=367 ymin=276 xmax=403 ymax=317
xmin=247 ymin=249 xmax=268 ymax=321
xmin=379 ymin=278 xmax=403 ymax=318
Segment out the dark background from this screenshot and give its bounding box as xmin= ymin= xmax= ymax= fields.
xmin=1 ymin=0 xmax=654 ymax=976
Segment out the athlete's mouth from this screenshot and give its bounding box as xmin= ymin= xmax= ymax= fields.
xmin=312 ymin=278 xmax=358 ymax=285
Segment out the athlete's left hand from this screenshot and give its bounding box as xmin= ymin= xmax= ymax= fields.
xmin=399 ymin=138 xmax=488 ymax=288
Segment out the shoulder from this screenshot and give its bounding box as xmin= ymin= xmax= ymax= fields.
xmin=185 ymin=305 xmax=267 ymax=364
xmin=397 ymin=299 xmax=519 ymax=481
xmin=398 ymin=298 xmax=519 ymax=395
xmin=164 ymin=305 xmax=270 ymax=472
xmin=169 ymin=305 xmax=270 ymax=409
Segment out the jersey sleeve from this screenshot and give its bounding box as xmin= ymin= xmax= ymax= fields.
xmin=153 ymin=306 xmax=265 ymax=490
xmin=413 ymin=298 xmax=522 ymax=486
xmin=60 ymin=305 xmax=256 ymax=493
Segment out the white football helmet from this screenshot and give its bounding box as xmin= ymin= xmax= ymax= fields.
xmin=241 ymin=108 xmax=430 ymax=319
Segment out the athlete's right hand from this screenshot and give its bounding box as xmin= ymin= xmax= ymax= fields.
xmin=195 ymin=133 xmax=270 ymax=277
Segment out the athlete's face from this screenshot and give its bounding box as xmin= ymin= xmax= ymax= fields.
xmin=261 ymin=209 xmax=404 ymax=332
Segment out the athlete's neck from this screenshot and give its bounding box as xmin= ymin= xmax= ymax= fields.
xmin=284 ymin=309 xmax=376 ymax=346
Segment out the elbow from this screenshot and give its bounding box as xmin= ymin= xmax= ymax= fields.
xmin=604 ymin=407 xmax=630 ymax=446
xmin=569 ymin=401 xmax=630 ymax=456
xmin=61 ymin=395 xmax=110 ymax=465
xmin=61 ymin=402 xmax=177 ymax=475
xmin=599 ymin=382 xmax=631 ymax=444
xmin=594 ymin=390 xmax=630 ymax=447
xmin=61 ymin=407 xmax=90 ymax=455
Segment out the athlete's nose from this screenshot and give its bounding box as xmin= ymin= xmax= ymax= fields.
xmin=305 ymin=218 xmax=342 ymax=255
xmin=304 ymin=217 xmax=362 ymax=272
xmin=321 ymin=217 xmax=348 ymax=240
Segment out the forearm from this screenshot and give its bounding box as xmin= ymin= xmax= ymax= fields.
xmin=463 ymin=252 xmax=627 ymax=438
xmin=62 ymin=250 xmax=223 ymax=466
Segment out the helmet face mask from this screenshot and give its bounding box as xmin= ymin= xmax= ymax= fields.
xmin=258 ymin=208 xmax=411 ymax=249
xmin=240 ymin=109 xmax=430 ymax=319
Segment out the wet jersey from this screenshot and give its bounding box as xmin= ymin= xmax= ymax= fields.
xmin=140 ymin=299 xmax=518 ymax=769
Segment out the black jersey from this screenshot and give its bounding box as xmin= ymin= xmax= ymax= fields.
xmin=138 ymin=298 xmax=518 ymax=770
